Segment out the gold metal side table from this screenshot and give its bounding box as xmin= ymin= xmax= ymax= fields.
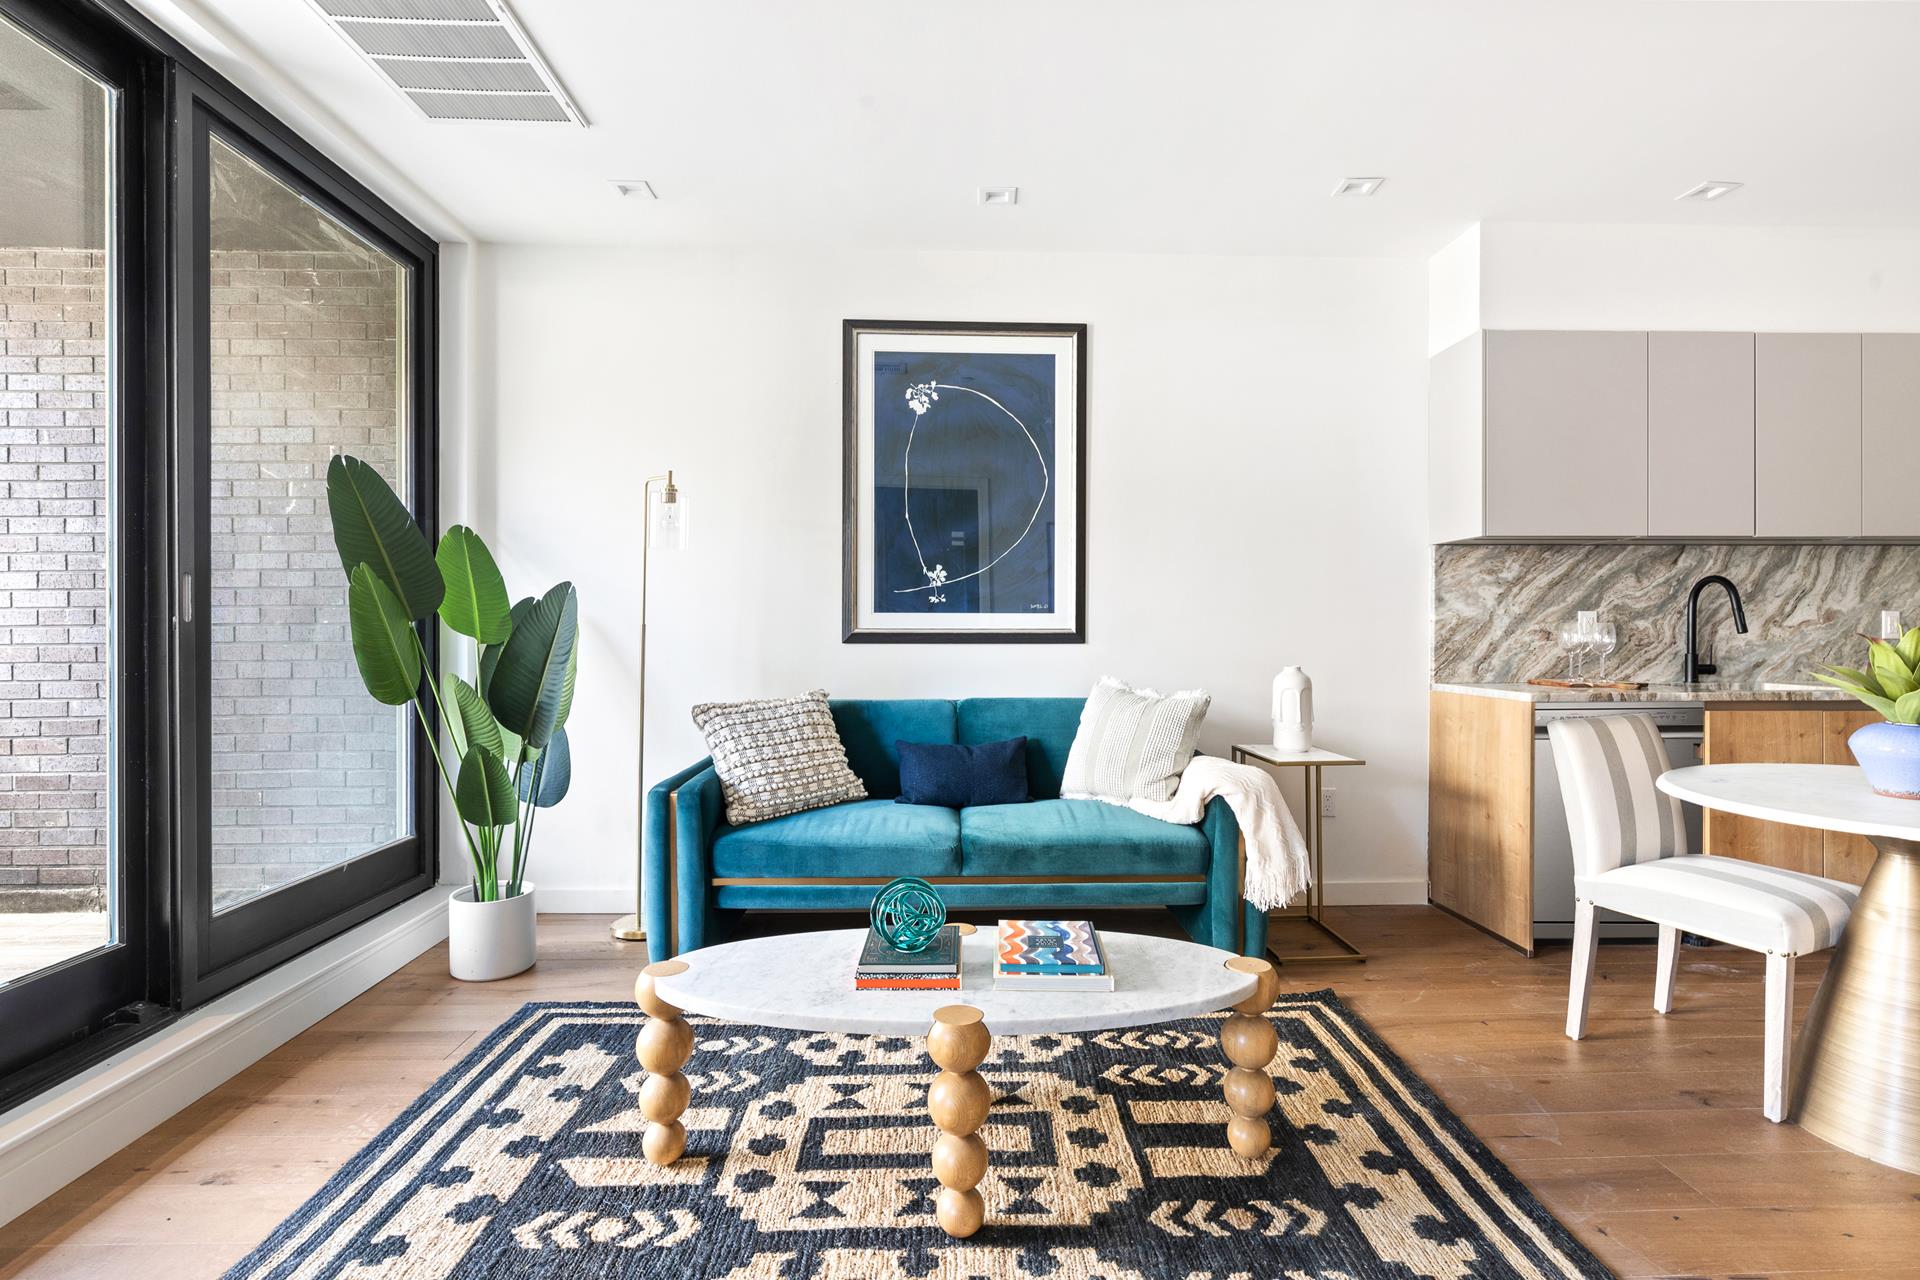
xmin=1231 ymin=744 xmax=1367 ymax=963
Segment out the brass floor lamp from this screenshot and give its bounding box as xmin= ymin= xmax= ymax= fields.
xmin=612 ymin=471 xmax=687 ymax=942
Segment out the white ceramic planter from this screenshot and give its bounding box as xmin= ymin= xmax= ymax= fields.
xmin=448 ymin=882 xmax=537 ymax=981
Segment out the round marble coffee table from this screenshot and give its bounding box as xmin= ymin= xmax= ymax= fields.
xmin=631 ymin=927 xmax=1279 ymax=1238
xmin=1657 ymin=763 xmax=1920 ymax=1173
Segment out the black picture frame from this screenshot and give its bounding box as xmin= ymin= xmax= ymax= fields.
xmin=842 ymin=319 xmax=1087 ymax=644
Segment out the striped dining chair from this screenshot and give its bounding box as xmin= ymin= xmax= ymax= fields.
xmin=1547 ymin=713 xmax=1859 ymax=1122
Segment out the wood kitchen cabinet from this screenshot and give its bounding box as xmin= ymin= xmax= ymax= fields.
xmin=1648 ymin=332 xmax=1754 ymax=537
xmin=1864 ymin=334 xmax=1920 ymax=537
xmin=1701 ymin=705 xmax=1881 ymax=884
xmin=1754 ymin=334 xmax=1862 ymax=538
xmin=1428 ymin=691 xmax=1534 ymax=950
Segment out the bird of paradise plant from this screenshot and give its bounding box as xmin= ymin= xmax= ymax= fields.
xmin=326 ymin=455 xmax=577 ymax=901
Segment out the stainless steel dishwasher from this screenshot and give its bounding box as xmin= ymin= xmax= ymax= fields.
xmin=1531 ymin=703 xmax=1704 ymax=941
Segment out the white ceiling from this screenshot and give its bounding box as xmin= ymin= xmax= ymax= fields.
xmin=140 ymin=0 xmax=1920 ymax=257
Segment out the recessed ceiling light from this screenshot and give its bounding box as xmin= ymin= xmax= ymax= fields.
xmin=1678 ymin=179 xmax=1743 ymax=202
xmin=610 ymin=179 xmax=657 ymax=199
xmin=978 ymin=186 xmax=1018 ymax=206
xmin=1332 ymin=177 xmax=1385 ymax=198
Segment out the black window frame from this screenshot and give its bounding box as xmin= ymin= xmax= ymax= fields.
xmin=171 ymin=68 xmax=439 ymax=1006
xmin=0 ymin=0 xmax=440 ymax=1104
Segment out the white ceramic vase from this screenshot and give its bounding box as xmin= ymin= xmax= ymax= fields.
xmin=448 ymin=882 xmax=537 ymax=982
xmin=1272 ymin=666 xmax=1313 ymax=752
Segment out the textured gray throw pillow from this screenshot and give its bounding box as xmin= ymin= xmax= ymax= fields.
xmin=690 ymin=690 xmax=868 ymax=825
xmin=1060 ymin=676 xmax=1211 ymax=803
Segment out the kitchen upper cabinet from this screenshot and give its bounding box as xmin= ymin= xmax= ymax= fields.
xmin=1755 ymin=333 xmax=1862 ymax=538
xmin=1864 ymin=334 xmax=1920 ymax=537
xmin=1648 ymin=332 xmax=1755 ymax=537
xmin=1482 ymin=331 xmax=1649 ymax=537
xmin=1430 ymin=328 xmax=1912 ymax=543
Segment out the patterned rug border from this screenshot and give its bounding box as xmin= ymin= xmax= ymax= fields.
xmin=224 ymin=988 xmax=1615 ymax=1280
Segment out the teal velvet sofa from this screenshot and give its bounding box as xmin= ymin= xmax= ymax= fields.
xmin=643 ymin=697 xmax=1268 ymax=960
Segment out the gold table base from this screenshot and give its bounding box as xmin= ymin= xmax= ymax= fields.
xmin=1230 ymin=748 xmax=1367 ymax=964
xmin=1791 ymin=835 xmax=1920 ymax=1173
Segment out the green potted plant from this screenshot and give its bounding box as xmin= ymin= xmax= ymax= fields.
xmin=325 ymin=455 xmax=578 ymax=978
xmin=1812 ymin=626 xmax=1920 ymax=799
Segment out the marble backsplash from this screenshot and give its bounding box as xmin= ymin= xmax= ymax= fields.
xmin=1434 ymin=544 xmax=1920 ymax=685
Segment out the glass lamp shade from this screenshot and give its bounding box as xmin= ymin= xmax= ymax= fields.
xmin=649 ymin=485 xmax=689 ymax=551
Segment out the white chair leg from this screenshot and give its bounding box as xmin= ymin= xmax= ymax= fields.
xmin=1763 ymin=953 xmax=1795 ymax=1123
xmin=1653 ymin=925 xmax=1680 ymax=1014
xmin=1566 ymin=900 xmax=1598 ymax=1041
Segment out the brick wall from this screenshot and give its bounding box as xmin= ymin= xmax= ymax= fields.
xmin=208 ymin=246 xmax=406 ymax=908
xmin=0 ymin=249 xmax=109 ymax=909
xmin=0 ymin=242 xmax=408 ymax=909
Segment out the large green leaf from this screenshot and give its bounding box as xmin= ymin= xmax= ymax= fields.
xmin=1900 ymin=626 xmax=1920 ymax=673
xmin=455 ymin=746 xmax=517 ymax=829
xmin=436 ymin=526 xmax=512 ymax=643
xmin=486 ymin=582 xmax=578 ymax=749
xmin=517 ymin=726 xmax=572 ymax=807
xmin=1813 ymin=670 xmax=1899 ymax=719
xmin=1896 ymin=690 xmax=1920 ymax=726
xmin=1870 ymin=642 xmax=1918 ymax=698
xmin=444 ymin=673 xmax=504 ymax=760
xmin=479 ymin=596 xmax=537 ymax=699
xmin=326 ymin=455 xmax=443 ymax=621
xmin=347 ymin=564 xmax=421 ymax=705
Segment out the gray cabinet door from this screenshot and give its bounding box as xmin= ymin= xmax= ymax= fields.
xmin=1755 ymin=334 xmax=1862 ymax=538
xmin=1649 ymin=332 xmax=1755 ymax=537
xmin=1864 ymin=334 xmax=1920 ymax=537
xmin=1484 ymin=331 xmax=1648 ymax=537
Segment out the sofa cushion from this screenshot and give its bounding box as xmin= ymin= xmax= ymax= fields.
xmin=958 ymin=698 xmax=1084 ymax=799
xmin=959 ymin=798 xmax=1209 ymax=877
xmin=832 ymin=700 xmax=957 ymax=798
xmin=692 ymin=690 xmax=868 ymax=824
xmin=711 ymin=799 xmax=962 ymax=878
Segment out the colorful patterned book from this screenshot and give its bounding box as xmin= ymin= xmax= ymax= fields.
xmin=853 ymin=972 xmax=962 ymax=991
xmin=997 ymin=919 xmax=1104 ymax=973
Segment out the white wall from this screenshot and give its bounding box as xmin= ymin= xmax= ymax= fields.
xmin=464 ymin=245 xmax=1431 ymax=910
xmin=1477 ymin=222 xmax=1920 ymax=331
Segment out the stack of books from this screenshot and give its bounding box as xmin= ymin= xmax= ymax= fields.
xmin=994 ymin=919 xmax=1114 ymax=991
xmin=854 ymin=924 xmax=961 ymax=990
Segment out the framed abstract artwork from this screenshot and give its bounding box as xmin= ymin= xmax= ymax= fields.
xmin=842 ymin=320 xmax=1086 ymax=644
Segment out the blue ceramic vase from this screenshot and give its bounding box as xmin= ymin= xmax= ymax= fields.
xmin=1849 ymin=720 xmax=1920 ymax=799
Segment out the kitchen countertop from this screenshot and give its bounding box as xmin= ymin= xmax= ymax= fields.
xmin=1431 ymin=680 xmax=1857 ymax=704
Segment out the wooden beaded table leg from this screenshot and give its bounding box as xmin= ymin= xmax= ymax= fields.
xmin=1220 ymin=956 xmax=1281 ymax=1159
xmin=927 ymin=1005 xmax=992 ymax=1238
xmin=635 ymin=959 xmax=693 ymax=1166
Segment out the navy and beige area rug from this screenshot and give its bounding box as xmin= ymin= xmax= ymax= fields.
xmin=224 ymin=992 xmax=1611 ymax=1280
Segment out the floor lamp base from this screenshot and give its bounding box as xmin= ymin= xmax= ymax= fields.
xmin=610 ymin=914 xmax=646 ymax=942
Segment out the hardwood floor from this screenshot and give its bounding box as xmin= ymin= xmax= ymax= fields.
xmin=2 ymin=906 xmax=1917 ymax=1279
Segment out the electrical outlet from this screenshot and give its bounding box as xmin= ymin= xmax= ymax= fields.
xmin=1321 ymin=786 xmax=1335 ymax=818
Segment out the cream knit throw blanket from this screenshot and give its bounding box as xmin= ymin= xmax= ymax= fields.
xmin=1123 ymin=754 xmax=1312 ymax=911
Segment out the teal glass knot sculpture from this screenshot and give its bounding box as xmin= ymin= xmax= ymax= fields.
xmin=869 ymin=876 xmax=947 ymax=953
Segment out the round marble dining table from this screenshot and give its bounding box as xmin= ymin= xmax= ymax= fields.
xmin=1656 ymin=763 xmax=1920 ymax=1174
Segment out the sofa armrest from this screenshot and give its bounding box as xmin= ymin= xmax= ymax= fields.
xmin=643 ymin=758 xmax=717 ymax=959
xmin=1202 ymin=794 xmax=1263 ymax=955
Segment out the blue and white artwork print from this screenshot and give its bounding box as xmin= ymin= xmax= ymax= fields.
xmin=846 ymin=324 xmax=1082 ymax=641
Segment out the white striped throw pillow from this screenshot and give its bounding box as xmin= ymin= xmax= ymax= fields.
xmin=1060 ymin=676 xmax=1211 ymax=804
xmin=691 ymin=690 xmax=867 ymax=826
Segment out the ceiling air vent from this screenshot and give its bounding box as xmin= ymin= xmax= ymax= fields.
xmin=306 ymin=0 xmax=586 ymax=126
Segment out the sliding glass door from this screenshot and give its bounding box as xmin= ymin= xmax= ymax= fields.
xmin=173 ymin=71 xmax=437 ymax=1003
xmin=0 ymin=0 xmax=160 ymax=1089
xmin=0 ymin=0 xmax=439 ymax=1094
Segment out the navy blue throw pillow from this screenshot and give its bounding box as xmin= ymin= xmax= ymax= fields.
xmin=896 ymin=737 xmax=1030 ymax=808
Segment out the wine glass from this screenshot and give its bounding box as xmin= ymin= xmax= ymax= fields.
xmin=1591 ymin=621 xmax=1618 ymax=681
xmin=1559 ymin=624 xmax=1586 ymax=681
